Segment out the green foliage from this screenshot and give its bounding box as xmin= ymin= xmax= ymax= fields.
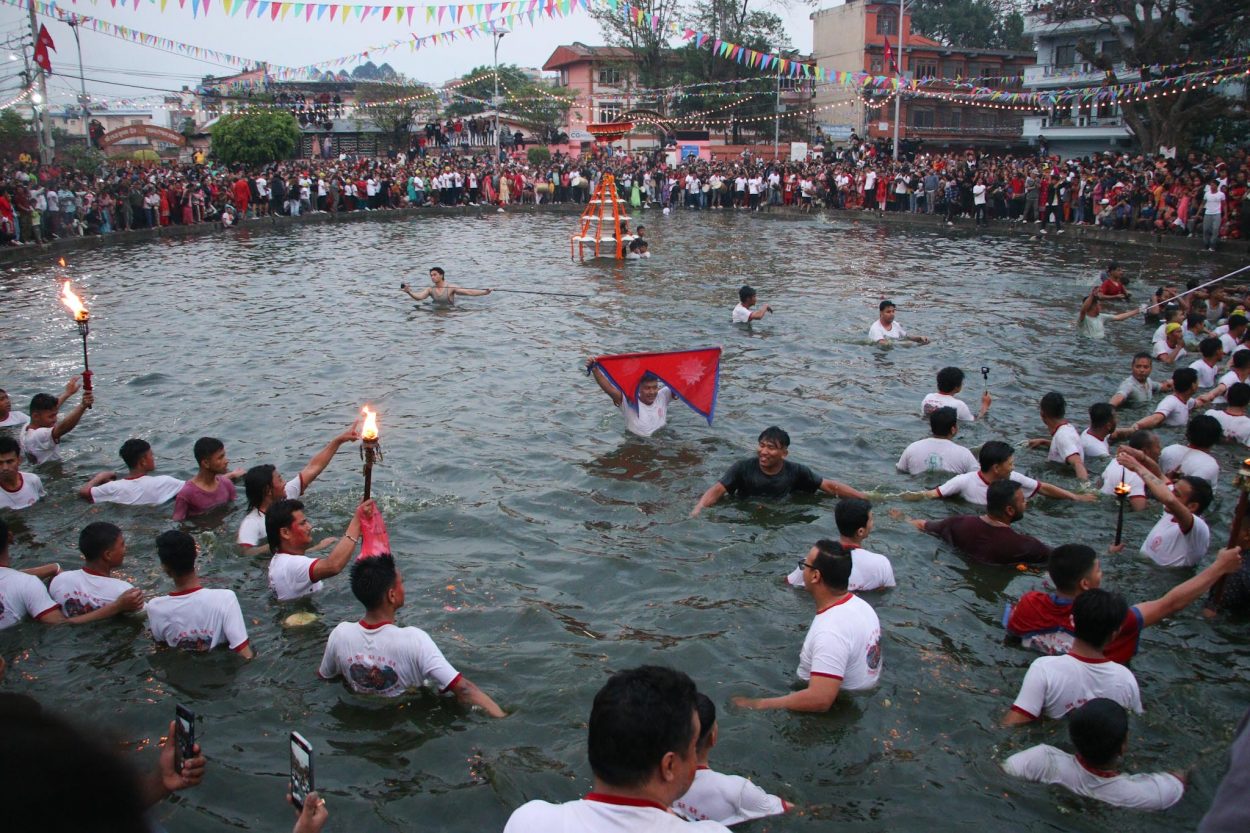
xmin=443 ymin=64 xmax=574 ymax=137
xmin=591 ymin=0 xmax=684 ymax=91
xmin=209 ymin=109 xmax=301 ymax=165
xmin=527 ymin=146 xmax=551 ymax=166
xmin=0 ymin=108 xmax=30 ymax=147
xmin=910 ymin=0 xmax=1032 ymax=50
xmin=56 ymin=143 xmax=106 ymax=176
xmin=355 ymin=79 xmax=434 ymax=148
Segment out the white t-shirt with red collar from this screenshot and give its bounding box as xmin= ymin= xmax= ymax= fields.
xmin=146 ymin=586 xmax=250 ymax=653
xmin=505 ymin=793 xmax=731 ymax=833
xmin=21 ymin=425 xmax=60 ymax=465
xmin=1190 ymin=358 xmax=1222 ymax=389
xmin=936 ymin=470 xmax=1040 ymax=505
xmin=1003 ymin=745 xmax=1184 ymax=810
xmin=896 ymin=437 xmax=978 ymax=475
xmin=317 ymin=620 xmax=461 ymax=698
xmin=1098 ymin=459 xmax=1146 ymax=501
xmin=0 ymin=471 xmax=45 ymax=510
xmin=785 ymin=547 xmax=895 ymax=592
xmin=237 ymin=476 xmax=304 ymax=547
xmin=1151 ymin=393 xmax=1195 ymax=427
xmin=49 ymin=568 xmax=134 ymax=616
xmin=0 ymin=565 xmax=59 ymax=629
xmin=1211 ymin=408 xmax=1250 ymax=445
xmin=1010 ymin=652 xmax=1142 ymax=720
xmin=797 ymin=593 xmax=882 ymax=691
xmin=673 ymin=767 xmax=786 ymax=825
xmin=1158 ymin=444 xmax=1220 ymax=491
xmin=1080 ymin=428 xmax=1111 ymax=459
xmin=268 ymin=550 xmax=324 ymax=602
xmin=89 ymin=474 xmax=185 ymax=506
xmin=1047 ymin=422 xmax=1084 ymax=467
xmin=620 ymin=387 xmax=674 ymax=438
xmin=921 ymin=392 xmax=975 ymax=422
xmin=1140 ymin=512 xmax=1210 ymax=567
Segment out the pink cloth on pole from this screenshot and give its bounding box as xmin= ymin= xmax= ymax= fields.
xmin=359 ymin=505 xmax=391 ymax=559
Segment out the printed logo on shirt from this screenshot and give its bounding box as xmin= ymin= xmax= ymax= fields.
xmin=62 ymin=596 xmax=98 ymax=616
xmin=866 ymin=639 xmax=882 ymax=671
xmin=926 ymin=453 xmax=942 ymax=472
xmin=348 ymin=662 xmax=400 ymax=692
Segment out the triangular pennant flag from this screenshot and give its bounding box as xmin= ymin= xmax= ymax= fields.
xmin=222 ymin=0 xmax=232 ymax=13
xmin=381 ymin=5 xmax=389 ymax=20
xmin=269 ymin=1 xmax=279 ymax=18
xmin=203 ymin=0 xmax=211 ymax=13
xmin=591 ymin=349 xmax=722 ymax=425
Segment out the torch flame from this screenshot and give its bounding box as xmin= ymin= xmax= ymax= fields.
xmin=361 ymin=406 xmax=379 ymax=441
xmin=60 ymin=281 xmax=88 ymax=321
xmin=58 ymin=257 xmax=66 ymax=267
xmin=1114 ymin=482 xmax=1131 ymax=496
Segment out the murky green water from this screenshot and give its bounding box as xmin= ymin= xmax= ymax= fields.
xmin=1 ymin=212 xmax=1245 ymax=830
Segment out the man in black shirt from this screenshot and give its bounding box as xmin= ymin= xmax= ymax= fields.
xmin=689 ymin=426 xmax=866 ymax=517
xmin=895 ymin=479 xmax=1051 ymax=566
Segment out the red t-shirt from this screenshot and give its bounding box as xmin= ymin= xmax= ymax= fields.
xmin=1099 ymin=278 xmax=1126 ymax=297
xmin=1006 ymin=590 xmax=1143 ymax=664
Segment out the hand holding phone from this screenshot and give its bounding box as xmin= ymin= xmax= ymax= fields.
xmin=290 ymin=732 xmax=315 ymax=812
xmin=174 ymin=705 xmax=196 ymax=775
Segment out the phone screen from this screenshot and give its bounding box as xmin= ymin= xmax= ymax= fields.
xmin=290 ymin=732 xmax=314 ymax=811
xmin=174 ymin=705 xmax=195 ymax=774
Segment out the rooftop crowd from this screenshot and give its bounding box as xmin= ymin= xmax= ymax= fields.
xmin=0 ymin=135 xmax=1245 ymax=249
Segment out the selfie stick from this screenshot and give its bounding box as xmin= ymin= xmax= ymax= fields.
xmin=981 ymin=366 xmax=990 ymax=394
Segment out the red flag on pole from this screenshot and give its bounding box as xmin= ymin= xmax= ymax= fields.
xmin=882 ymin=36 xmax=896 ymax=74
xmin=33 ymin=25 xmax=54 ymax=72
xmin=590 ymin=348 xmax=722 ymax=425
xmin=37 ymin=25 xmax=55 ymax=51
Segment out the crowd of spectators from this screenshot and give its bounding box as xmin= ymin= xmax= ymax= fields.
xmin=0 ymin=137 xmax=1244 ymax=250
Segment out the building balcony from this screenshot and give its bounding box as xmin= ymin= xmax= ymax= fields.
xmin=904 ymin=125 xmax=1023 ymax=138
xmin=1023 ymin=8 xmax=1130 ymax=37
xmin=1023 ymin=114 xmax=1131 ymax=139
xmin=1023 ymin=61 xmax=1131 ymax=88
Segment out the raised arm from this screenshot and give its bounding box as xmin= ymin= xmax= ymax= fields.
xmin=1136 ymin=546 xmax=1243 ymax=626
xmin=1119 ymin=452 xmax=1193 ymax=531
xmin=52 ymin=391 xmax=93 ymax=442
xmin=978 ymin=391 xmax=992 ymax=420
xmin=299 ymin=424 xmax=360 ymax=490
xmin=585 ymin=358 xmax=623 ymax=407
xmin=56 ymin=376 xmax=81 ymax=408
xmin=690 ymin=482 xmax=728 ymax=517
xmin=819 ymin=478 xmax=867 ymax=500
xmin=309 ymin=501 xmax=368 ymax=583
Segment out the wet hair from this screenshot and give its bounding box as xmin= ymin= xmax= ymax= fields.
xmin=1047 ymin=544 xmax=1098 ymax=595
xmin=1071 ymin=588 xmax=1128 ymax=648
xmin=429 ymin=266 xmax=445 ymax=277
xmin=1200 ymin=337 xmax=1223 ymax=359
xmin=694 ymin=692 xmax=717 ymax=755
xmin=155 ymin=530 xmax=197 ymax=578
xmin=28 ymin=393 xmax=57 ymax=413
xmin=1039 ymin=391 xmax=1066 ymax=419
xmin=1228 ymin=382 xmax=1250 ymax=408
xmin=986 ymin=479 xmax=1022 ymax=518
xmin=118 ymin=439 xmax=150 ymax=470
xmin=243 ymin=464 xmax=277 ymax=512
xmin=879 ymin=299 xmax=895 ymax=312
xmin=350 ymin=553 xmax=397 ymax=610
xmin=978 ymin=440 xmax=1014 ymax=472
xmin=1186 ymin=414 xmax=1221 ymax=449
xmin=1127 ymin=430 xmax=1156 ymax=451
xmin=810 ymin=539 xmax=853 ymax=590
xmin=78 ymin=522 xmax=122 ymax=562
xmin=1178 ymin=475 xmax=1214 ymax=515
xmin=0 ymin=435 xmax=19 ymax=457
xmin=192 ymin=437 xmax=223 ymax=465
xmin=1067 ymin=699 xmax=1128 ymax=768
xmin=738 ymin=285 xmax=756 ymax=303
xmin=1131 ymin=351 xmax=1152 ymax=364
xmin=757 ymin=426 xmax=790 ymax=448
xmin=929 ymin=406 xmax=958 ymax=437
xmin=1172 ymin=367 xmax=1199 ymax=393
xmin=0 ymin=701 xmax=150 ymax=833
xmin=936 ymin=366 xmax=965 ymax=394
xmin=265 ymin=498 xmax=304 ymax=553
xmin=640 ymin=372 xmax=660 ymax=385
xmin=834 ymin=498 xmax=872 ymax=538
xmin=1229 ymin=313 xmax=1248 ymax=330
xmin=1088 ymin=402 xmax=1114 ymax=430
xmin=1106 ymin=260 xmax=1120 ymax=272
xmin=1233 ymin=349 xmax=1250 ymax=370
xmin=587 ymin=665 xmax=698 ymax=789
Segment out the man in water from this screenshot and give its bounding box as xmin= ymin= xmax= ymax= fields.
xmin=586 ymin=361 xmax=673 ymax=438
xmin=689 ymin=426 xmax=866 ymax=517
xmin=1108 ymin=352 xmax=1172 ymax=408
xmin=732 ymin=285 xmax=771 ymax=324
xmin=400 ymin=266 xmax=492 ymax=307
xmin=869 ymin=300 xmax=929 ymax=345
xmin=896 ymin=479 xmax=1052 ymax=566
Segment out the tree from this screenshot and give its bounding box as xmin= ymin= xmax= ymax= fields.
xmin=591 ymin=0 xmax=685 ymax=93
xmin=443 ymin=64 xmax=574 ymax=139
xmin=355 ymin=79 xmax=434 ymax=149
xmin=0 ymin=108 xmax=30 ymax=153
xmin=910 ymin=0 xmax=1032 ymax=51
xmin=209 ymin=109 xmax=301 ymax=165
xmin=1044 ymin=0 xmax=1250 ymax=152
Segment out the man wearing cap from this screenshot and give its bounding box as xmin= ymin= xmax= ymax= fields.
xmin=1153 ymin=323 xmax=1187 ymax=365
xmin=869 ymin=300 xmax=929 ymax=345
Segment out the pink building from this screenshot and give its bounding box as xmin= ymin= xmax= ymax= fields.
xmin=542 ymin=43 xmax=673 ymax=145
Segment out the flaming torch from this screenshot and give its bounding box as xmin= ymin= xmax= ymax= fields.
xmin=1113 ymin=480 xmax=1131 ymax=546
xmin=59 ymin=279 xmax=93 ymax=407
xmin=360 ymin=406 xmax=381 ymax=501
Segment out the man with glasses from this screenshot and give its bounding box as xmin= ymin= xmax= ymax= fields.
xmin=731 ymin=542 xmax=881 ymax=712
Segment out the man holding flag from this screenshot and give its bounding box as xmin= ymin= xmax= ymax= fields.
xmin=585 ymin=348 xmax=722 ymax=439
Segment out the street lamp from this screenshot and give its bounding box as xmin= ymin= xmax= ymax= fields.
xmin=492 ymin=27 xmax=510 ymax=162
xmin=773 ymin=52 xmax=782 ymax=162
xmin=892 ymin=0 xmax=907 ymax=161
xmin=67 ymin=16 xmax=90 ymax=144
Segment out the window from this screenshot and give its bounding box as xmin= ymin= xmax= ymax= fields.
xmin=1101 ymin=40 xmax=1122 ymax=62
xmin=914 ymin=62 xmax=937 ymax=79
xmin=870 ymin=59 xmax=883 ymax=73
xmin=778 ymin=76 xmax=803 ymax=92
xmin=876 ymin=14 xmax=896 ymax=35
xmin=1054 ymin=44 xmax=1077 ymax=67
xmin=911 ymin=108 xmax=934 ymax=128
xmin=941 ymin=61 xmax=962 ymax=78
xmin=598 ymin=101 xmax=623 ymax=122
xmin=558 ymin=69 xmax=569 ymax=87
xmin=597 ymin=66 xmax=622 ymax=85
xmin=946 ymin=109 xmax=962 ymax=128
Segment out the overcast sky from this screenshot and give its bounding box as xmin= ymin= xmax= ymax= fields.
xmin=0 ymin=1 xmax=818 ymax=109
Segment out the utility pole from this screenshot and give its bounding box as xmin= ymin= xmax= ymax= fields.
xmin=492 ymin=27 xmax=509 ymax=163
xmin=68 ymin=16 xmax=90 ymax=144
xmin=891 ymin=0 xmax=906 ymax=161
xmin=773 ymin=54 xmax=781 ymax=161
xmin=27 ymin=2 xmax=52 ymax=163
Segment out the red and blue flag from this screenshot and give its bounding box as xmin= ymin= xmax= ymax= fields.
xmin=590 ymin=347 xmax=722 ymax=425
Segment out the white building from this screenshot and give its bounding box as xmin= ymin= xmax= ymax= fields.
xmin=1021 ymin=7 xmax=1134 ymax=157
